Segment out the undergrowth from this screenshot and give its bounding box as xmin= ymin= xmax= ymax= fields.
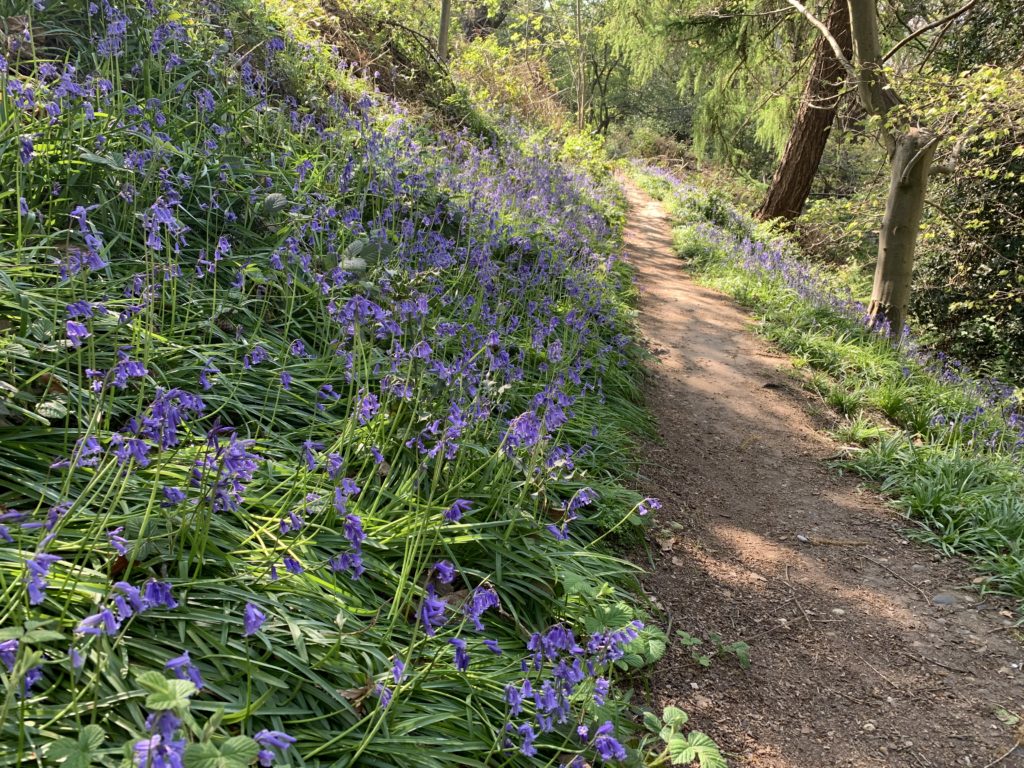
xmin=0 ymin=2 xmax=721 ymax=766
xmin=630 ymin=163 xmax=1024 ymax=608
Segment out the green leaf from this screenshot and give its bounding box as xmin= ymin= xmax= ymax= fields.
xmin=668 ymin=732 xmax=726 ymax=768
xmin=137 ymin=671 xmax=196 ymax=711
xmin=663 ymin=706 xmax=689 ymax=728
xmin=79 ymin=726 xmax=106 ymax=752
xmin=218 ymin=736 xmax=258 ymax=766
xmin=46 ymin=725 xmax=105 ymax=768
xmin=184 ymin=742 xmax=221 ymax=768
xmin=643 ymin=710 xmax=662 ymax=733
xmin=183 ymin=738 xmax=258 ymax=768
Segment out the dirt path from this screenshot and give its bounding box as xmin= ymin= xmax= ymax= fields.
xmin=622 ymin=182 xmax=1024 ymax=768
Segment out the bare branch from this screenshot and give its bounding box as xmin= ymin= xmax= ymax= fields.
xmin=883 ymin=0 xmax=978 ymax=62
xmin=784 ymin=0 xmax=857 ymax=81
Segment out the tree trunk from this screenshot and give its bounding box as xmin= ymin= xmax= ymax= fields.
xmin=867 ymin=127 xmax=937 ymax=334
xmin=756 ymin=0 xmax=852 ymax=221
xmin=438 ymin=0 xmax=453 ymax=63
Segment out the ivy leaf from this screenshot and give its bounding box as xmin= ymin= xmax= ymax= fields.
xmin=46 ymin=725 xmax=105 ymax=767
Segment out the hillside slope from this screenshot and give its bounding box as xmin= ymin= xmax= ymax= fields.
xmin=0 ymin=2 xmax=664 ymax=765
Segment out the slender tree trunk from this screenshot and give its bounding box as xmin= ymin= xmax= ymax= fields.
xmin=756 ymin=0 xmax=852 ymax=221
xmin=868 ymin=127 xmax=937 ymax=334
xmin=438 ymin=0 xmax=453 ymax=63
xmin=845 ymin=0 xmax=938 ymax=334
xmin=575 ymin=0 xmax=587 ymax=130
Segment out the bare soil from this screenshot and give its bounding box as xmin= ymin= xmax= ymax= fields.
xmin=622 ymin=182 xmax=1024 ymax=768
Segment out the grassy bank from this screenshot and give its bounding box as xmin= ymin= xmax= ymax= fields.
xmin=0 ymin=1 xmax=696 ymax=765
xmin=631 ymin=164 xmax=1024 ymax=607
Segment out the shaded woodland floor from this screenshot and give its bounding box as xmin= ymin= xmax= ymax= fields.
xmin=622 ymin=183 xmax=1024 ymax=768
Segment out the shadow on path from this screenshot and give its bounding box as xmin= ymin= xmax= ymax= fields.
xmin=622 ymin=181 xmax=1024 ymax=768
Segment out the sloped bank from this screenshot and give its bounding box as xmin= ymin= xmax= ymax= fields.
xmin=0 ymin=2 xmax=676 ymax=765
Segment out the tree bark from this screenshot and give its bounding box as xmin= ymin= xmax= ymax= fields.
xmin=867 ymin=127 xmax=937 ymax=334
xmin=756 ymin=0 xmax=852 ymax=221
xmin=438 ymin=0 xmax=453 ymax=63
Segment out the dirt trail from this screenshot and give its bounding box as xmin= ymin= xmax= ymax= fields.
xmin=622 ymin=182 xmax=1024 ymax=768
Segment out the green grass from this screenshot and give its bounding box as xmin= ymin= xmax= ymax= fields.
xmin=631 ymin=162 xmax=1024 ymax=609
xmin=0 ymin=2 xmax=700 ymax=766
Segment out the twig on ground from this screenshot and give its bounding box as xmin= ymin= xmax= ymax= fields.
xmin=859 ymin=554 xmax=931 ymax=603
xmin=899 ymin=650 xmax=971 ymax=675
xmin=981 ymin=741 xmax=1021 ymax=768
xmin=855 ymin=654 xmax=903 ymax=691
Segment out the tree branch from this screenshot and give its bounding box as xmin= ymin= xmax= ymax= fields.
xmin=784 ymin=0 xmax=857 ymax=81
xmin=882 ymin=0 xmax=978 ymax=62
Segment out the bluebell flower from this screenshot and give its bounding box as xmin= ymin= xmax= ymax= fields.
xmin=391 ymin=656 xmax=406 ymax=684
xmin=243 ymin=602 xmax=266 ymax=636
xmin=444 ymin=499 xmax=471 ymax=523
xmin=25 ymin=553 xmax=60 ymax=605
xmin=254 ymin=729 xmax=295 ymax=767
xmin=66 ymin=320 xmax=90 ymax=348
xmin=0 ymin=639 xmax=18 ymax=671
xmin=283 ymin=556 xmax=303 ymax=574
xmin=143 ymin=580 xmax=177 ymax=609
xmin=418 ymin=586 xmax=447 ymax=636
xmin=165 ymin=650 xmax=204 ymax=690
xmin=432 ymin=560 xmax=455 ymax=584
xmin=593 ymin=721 xmax=627 ymax=761
xmin=449 ymin=638 xmax=469 ymax=671
xmin=77 ymin=608 xmax=120 ymax=636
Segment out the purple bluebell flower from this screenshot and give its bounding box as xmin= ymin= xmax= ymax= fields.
xmin=0 ymin=639 xmax=18 ymax=671
xmin=19 ymin=135 xmax=33 ymax=164
xmin=24 ymin=553 xmax=60 ymax=605
xmin=66 ymin=320 xmax=90 ymax=348
xmin=77 ymin=608 xmax=120 ymax=636
xmin=143 ymin=580 xmax=177 ymax=609
xmin=444 ymin=499 xmax=471 ymax=523
xmin=374 ymin=682 xmax=393 ymax=709
xmin=593 ymin=721 xmax=627 ymax=761
xmin=432 ymin=560 xmax=455 ymax=584
xmin=302 ymin=440 xmax=323 ymax=471
xmin=449 ymin=638 xmax=469 ymax=671
xmin=199 ymin=360 xmax=219 ymax=390
xmin=463 ymin=586 xmax=500 ymax=632
xmin=484 ymin=639 xmax=502 ymax=655
xmin=283 ymin=556 xmax=303 ymax=574
xmin=391 ymin=656 xmax=406 ymax=684
xmin=243 ymin=602 xmax=266 ymax=636
xmin=593 ymin=676 xmax=609 ymax=706
xmin=418 ymin=586 xmax=447 ymax=636
xmin=162 ymin=487 xmax=187 ymax=505
xmin=165 ymin=650 xmax=204 ymax=689
xmin=254 ymin=729 xmax=295 ymax=767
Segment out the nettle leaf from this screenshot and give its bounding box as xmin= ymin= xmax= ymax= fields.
xmin=218 ymin=736 xmax=259 ymax=766
xmin=35 ymin=398 xmax=68 ymax=421
xmin=642 ymin=711 xmax=662 ymax=734
xmin=46 ymin=725 xmax=105 ymax=767
xmin=137 ymin=671 xmax=196 ymax=711
xmin=668 ymin=732 xmax=726 ymax=768
xmin=662 ymin=706 xmax=689 ymax=728
xmin=262 ymin=192 xmax=289 ymax=216
xmin=183 ymin=737 xmax=258 ymax=768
